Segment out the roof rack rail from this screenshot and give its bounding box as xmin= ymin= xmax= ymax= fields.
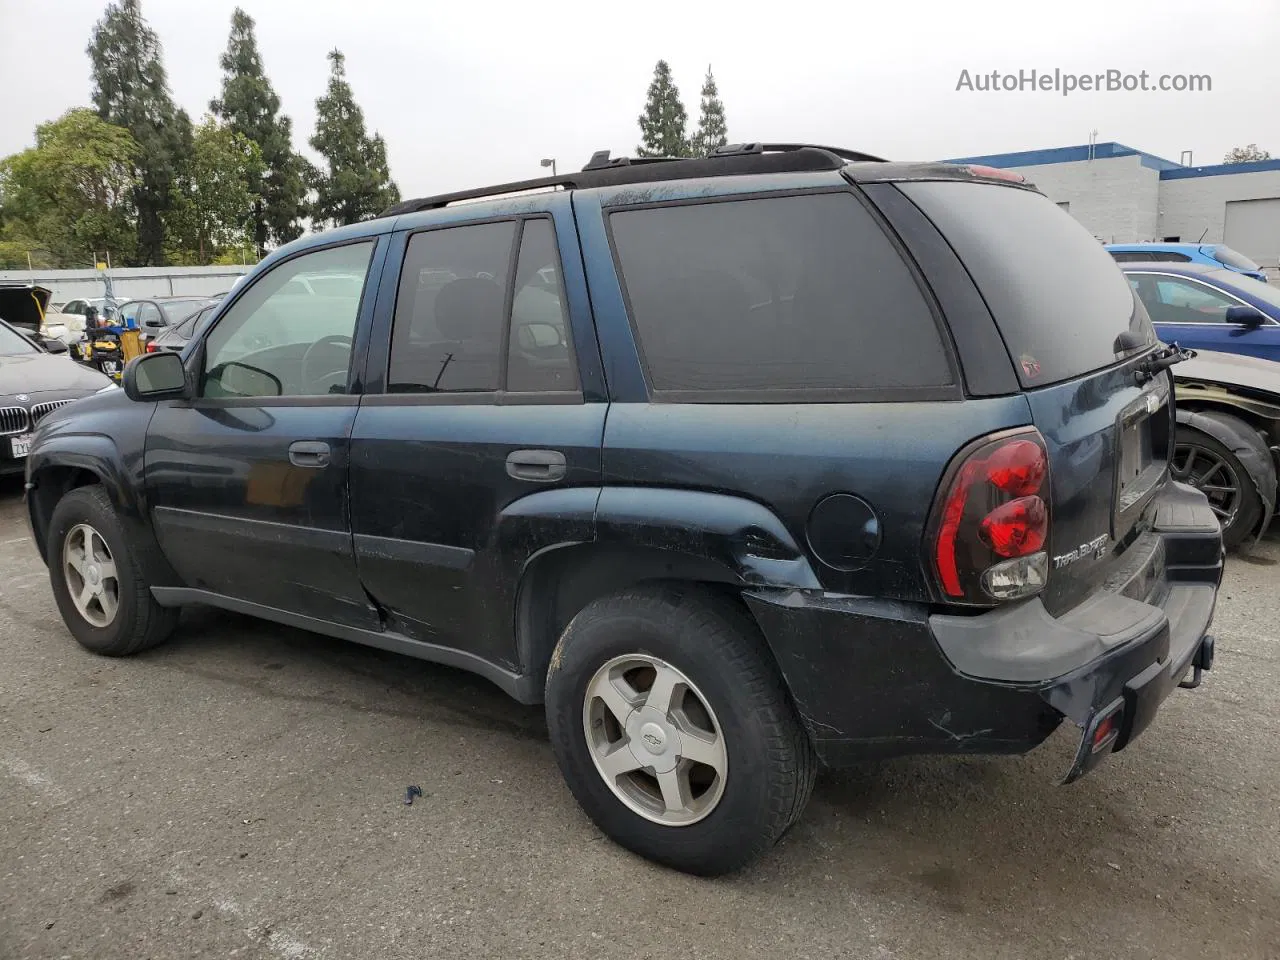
xmin=382 ymin=142 xmax=889 ymax=218
xmin=709 ymin=142 xmax=887 ymax=163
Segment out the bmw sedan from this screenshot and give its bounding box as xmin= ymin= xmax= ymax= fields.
xmin=0 ymin=319 xmax=114 ymax=475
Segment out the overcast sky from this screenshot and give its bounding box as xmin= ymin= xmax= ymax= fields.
xmin=1 ymin=0 xmax=1276 ymax=200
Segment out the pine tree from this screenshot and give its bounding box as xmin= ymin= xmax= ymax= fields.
xmin=636 ymin=60 xmax=691 ymax=158
xmin=87 ymin=0 xmax=192 ymax=265
xmin=692 ymin=65 xmax=728 ymax=158
xmin=210 ymin=8 xmax=309 ymax=251
xmin=309 ymin=50 xmax=400 ymax=228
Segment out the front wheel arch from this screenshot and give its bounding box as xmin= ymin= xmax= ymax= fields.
xmin=1174 ymin=408 xmax=1274 ymax=547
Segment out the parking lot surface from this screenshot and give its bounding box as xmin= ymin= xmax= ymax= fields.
xmin=1 ymin=475 xmax=1277 ymax=960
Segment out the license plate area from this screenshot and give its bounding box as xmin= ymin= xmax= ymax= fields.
xmin=1114 ymin=384 xmax=1170 ymax=536
xmin=9 ymin=433 xmax=32 ymax=458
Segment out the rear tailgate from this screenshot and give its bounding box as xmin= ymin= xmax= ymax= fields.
xmin=899 ymin=179 xmax=1171 ymax=615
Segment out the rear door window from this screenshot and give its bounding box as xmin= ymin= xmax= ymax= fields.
xmin=507 ymin=219 xmax=578 ymax=393
xmin=608 ymin=192 xmax=953 ymax=397
xmin=388 ymin=221 xmax=516 ymax=393
xmin=902 ymin=181 xmax=1154 ymax=387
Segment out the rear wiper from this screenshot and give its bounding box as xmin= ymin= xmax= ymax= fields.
xmin=1134 ymin=341 xmax=1195 ymax=384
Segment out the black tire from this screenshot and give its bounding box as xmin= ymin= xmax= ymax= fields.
xmin=1173 ymin=421 xmax=1265 ymax=549
xmin=47 ymin=485 xmax=179 ymax=656
xmin=544 ymin=584 xmax=816 ymax=876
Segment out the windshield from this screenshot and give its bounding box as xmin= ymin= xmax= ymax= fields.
xmin=1208 ymin=269 xmax=1280 ymax=311
xmin=0 ymin=323 xmax=39 ymax=355
xmin=1210 ymin=245 xmax=1262 ymax=272
xmin=160 ymin=299 xmax=213 ymax=322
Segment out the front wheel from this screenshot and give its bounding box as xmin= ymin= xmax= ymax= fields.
xmin=544 ymin=585 xmax=815 ymax=875
xmin=47 ymin=485 xmax=179 ymax=656
xmin=1172 ymin=420 xmax=1265 ymax=549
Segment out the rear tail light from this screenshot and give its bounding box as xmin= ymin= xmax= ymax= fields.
xmin=930 ymin=429 xmax=1051 ymax=605
xmin=145 ymin=341 xmax=158 ymax=353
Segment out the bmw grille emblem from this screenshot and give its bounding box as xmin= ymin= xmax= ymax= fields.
xmin=15 ymin=394 xmax=28 ymax=402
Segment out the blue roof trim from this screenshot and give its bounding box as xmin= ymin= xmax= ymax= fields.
xmin=1160 ymin=158 xmax=1280 ymax=180
xmin=946 ymin=141 xmax=1280 ymax=180
xmin=945 ymin=142 xmax=1157 ymax=169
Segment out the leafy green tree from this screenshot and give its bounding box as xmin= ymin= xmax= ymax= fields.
xmin=1223 ymin=144 xmax=1272 ymax=163
xmin=166 ymin=116 xmax=264 ymax=264
xmin=0 ymin=108 xmax=139 ymax=268
xmin=87 ymin=0 xmax=192 ymax=265
xmin=309 ymin=50 xmax=400 ymax=228
xmin=637 ymin=60 xmax=691 ymax=158
xmin=210 ymin=8 xmax=309 ymax=250
xmin=692 ymin=65 xmax=728 ymax=158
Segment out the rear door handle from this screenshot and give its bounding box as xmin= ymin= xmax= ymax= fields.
xmin=289 ymin=440 xmax=331 ymax=468
xmin=506 ymin=449 xmax=567 ymax=482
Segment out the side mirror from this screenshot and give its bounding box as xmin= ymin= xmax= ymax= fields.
xmin=122 ymin=351 xmax=189 ymax=402
xmin=42 ymin=338 xmax=68 ymax=354
xmin=1225 ymin=304 xmax=1266 ymax=328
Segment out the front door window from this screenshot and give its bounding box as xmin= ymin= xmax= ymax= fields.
xmin=202 ymin=241 xmax=375 ymax=398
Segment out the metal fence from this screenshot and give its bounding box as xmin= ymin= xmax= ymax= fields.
xmin=0 ymin=265 xmax=252 ymax=305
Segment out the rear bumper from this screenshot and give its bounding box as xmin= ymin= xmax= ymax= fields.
xmin=746 ymin=482 xmax=1223 ymax=777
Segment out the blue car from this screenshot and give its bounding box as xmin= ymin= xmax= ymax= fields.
xmin=1107 ymin=242 xmax=1269 ymax=282
xmin=1120 ymin=262 xmax=1280 ymax=362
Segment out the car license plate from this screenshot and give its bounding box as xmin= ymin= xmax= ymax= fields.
xmin=10 ymin=434 xmax=32 ymax=458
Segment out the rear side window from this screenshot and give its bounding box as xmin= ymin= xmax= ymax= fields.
xmin=903 ymin=181 xmax=1154 ymax=387
xmin=1109 ymin=251 xmax=1151 ymax=263
xmin=609 ymin=192 xmax=953 ymax=396
xmin=1210 ymin=245 xmax=1261 ymax=271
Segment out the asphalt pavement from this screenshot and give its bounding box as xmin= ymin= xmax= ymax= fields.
xmin=1 ymin=474 xmax=1277 ymax=960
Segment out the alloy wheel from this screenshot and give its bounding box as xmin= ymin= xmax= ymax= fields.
xmin=63 ymin=523 xmax=120 ymax=628
xmin=1171 ymin=441 xmax=1241 ymax=525
xmin=582 ymin=653 xmax=728 ymax=826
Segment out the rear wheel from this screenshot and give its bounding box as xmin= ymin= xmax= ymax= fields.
xmin=1172 ymin=422 xmax=1264 ymax=549
xmin=544 ymin=585 xmax=815 ymax=875
xmin=48 ymin=485 xmax=179 ymax=656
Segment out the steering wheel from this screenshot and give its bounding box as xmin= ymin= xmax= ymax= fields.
xmin=301 ymin=335 xmax=353 ymax=393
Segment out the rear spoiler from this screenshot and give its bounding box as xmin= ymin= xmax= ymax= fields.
xmin=842 ymin=161 xmax=1042 ymax=193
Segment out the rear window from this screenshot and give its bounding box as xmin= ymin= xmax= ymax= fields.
xmin=1210 ymin=245 xmax=1262 ymax=272
xmin=608 ymin=192 xmax=953 ymax=397
xmin=902 ymin=181 xmax=1154 ymax=387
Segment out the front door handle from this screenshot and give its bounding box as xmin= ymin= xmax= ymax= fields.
xmin=506 ymin=449 xmax=567 ymax=482
xmin=289 ymin=440 xmax=331 ymax=468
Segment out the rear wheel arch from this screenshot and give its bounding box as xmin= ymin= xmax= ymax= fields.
xmin=514 ymin=543 xmax=764 ymax=697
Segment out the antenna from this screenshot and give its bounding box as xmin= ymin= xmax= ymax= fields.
xmin=1180 ymin=150 xmax=1193 ymax=166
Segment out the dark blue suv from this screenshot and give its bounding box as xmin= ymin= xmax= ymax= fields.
xmin=24 ymin=144 xmax=1223 ymax=874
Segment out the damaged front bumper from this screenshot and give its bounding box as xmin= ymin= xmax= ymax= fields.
xmin=745 ymin=482 xmax=1223 ymax=780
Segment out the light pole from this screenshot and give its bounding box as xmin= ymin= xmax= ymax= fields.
xmin=540 ymin=158 xmax=557 ymax=177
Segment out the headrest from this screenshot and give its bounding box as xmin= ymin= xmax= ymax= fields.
xmin=433 ymin=277 xmax=504 ymax=340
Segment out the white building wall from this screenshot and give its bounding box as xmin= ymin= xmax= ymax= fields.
xmin=1158 ymin=170 xmax=1280 ymax=262
xmin=0 ymin=264 xmax=251 ymax=304
xmin=1003 ymin=155 xmax=1159 ymax=242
